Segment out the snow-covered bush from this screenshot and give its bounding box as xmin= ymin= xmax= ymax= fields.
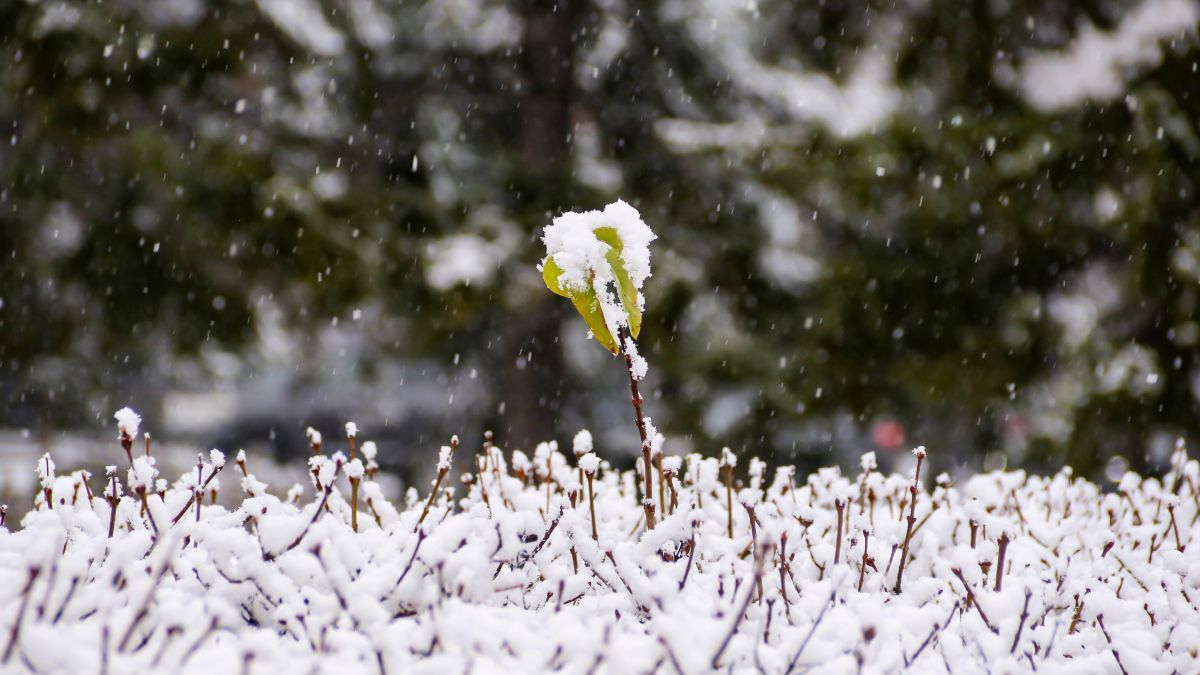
xmin=1 ymin=407 xmax=1198 ymax=673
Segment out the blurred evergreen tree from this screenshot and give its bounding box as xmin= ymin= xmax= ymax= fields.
xmin=1 ymin=0 xmax=1197 ymax=477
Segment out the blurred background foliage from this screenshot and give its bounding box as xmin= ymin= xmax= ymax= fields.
xmin=2 ymin=0 xmax=1199 ymax=480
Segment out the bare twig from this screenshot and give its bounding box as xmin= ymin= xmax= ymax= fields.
xmin=779 ymin=532 xmax=792 ymax=616
xmin=118 ymin=542 xmax=175 ymax=651
xmin=906 ymin=601 xmax=958 ymax=667
xmin=178 ymin=617 xmax=219 ymax=668
xmin=349 ymin=475 xmax=360 ymax=533
xmin=658 ymin=635 xmax=688 ymax=675
xmin=655 ymin=452 xmax=665 ymax=520
xmin=1010 ymin=588 xmax=1032 ymax=653
xmin=2 ymin=567 xmax=39 ymax=663
xmin=834 ymin=499 xmax=845 ymax=565
xmin=994 ymin=532 xmax=1010 ymax=592
xmin=391 ymin=530 xmax=427 ymax=592
xmin=783 ymin=588 xmax=836 ymax=675
xmin=721 ymin=450 xmax=736 ymax=539
xmin=529 ymin=508 xmax=565 ymax=560
xmin=618 ymin=325 xmax=655 ymax=531
xmin=267 ymin=485 xmax=332 ymax=561
xmin=1165 ymin=504 xmax=1184 ymax=551
xmin=415 ymin=438 xmax=456 ymax=533
xmin=744 ymin=503 xmax=764 ymax=601
xmin=51 ymin=576 xmax=80 ymax=624
xmin=136 ymin=487 xmax=159 ymax=535
xmin=893 ymin=448 xmax=926 ymax=594
xmin=568 ymin=489 xmax=580 ymax=574
xmin=680 ymin=526 xmax=698 ymax=591
xmin=857 ymin=530 xmax=876 ymax=592
xmin=711 ymin=544 xmax=767 ymax=669
xmin=1068 ymin=596 xmax=1084 ymax=635
xmin=106 ymin=470 xmax=120 ymax=538
xmin=170 ymin=463 xmax=225 ymax=525
xmin=950 ymin=567 xmax=997 ymax=633
xmin=1096 ymin=615 xmax=1129 ymax=675
xmin=665 ymin=467 xmax=679 ymax=515
xmin=585 ymin=468 xmax=599 ymax=542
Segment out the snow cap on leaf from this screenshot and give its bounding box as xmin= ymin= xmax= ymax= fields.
xmin=540 ymin=200 xmax=656 ymax=354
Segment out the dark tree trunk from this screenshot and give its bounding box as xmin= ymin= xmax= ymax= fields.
xmin=492 ymin=0 xmax=588 ymax=450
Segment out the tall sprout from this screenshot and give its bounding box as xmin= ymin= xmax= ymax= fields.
xmin=540 ymin=200 xmax=659 ymax=530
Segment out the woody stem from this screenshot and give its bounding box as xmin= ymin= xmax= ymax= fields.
xmin=618 ymin=325 xmax=655 ymax=531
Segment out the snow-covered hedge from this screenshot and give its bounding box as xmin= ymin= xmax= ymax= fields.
xmin=1 ymin=416 xmax=1199 ymax=674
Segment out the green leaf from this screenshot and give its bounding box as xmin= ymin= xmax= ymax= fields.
xmin=605 ymin=247 xmax=641 ymax=338
xmin=593 ymin=227 xmax=622 ymax=251
xmin=544 ymin=256 xmax=618 ymax=353
xmin=544 ymin=227 xmax=642 ymax=351
xmin=593 ymin=227 xmax=641 ymax=338
xmin=571 ymin=280 xmax=618 ymax=354
xmin=541 ymin=257 xmax=571 ymax=298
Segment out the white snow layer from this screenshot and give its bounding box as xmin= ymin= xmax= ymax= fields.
xmin=1019 ymin=0 xmax=1199 ymax=110
xmin=2 ymin=430 xmax=1199 ymax=674
xmin=255 ymin=0 xmax=346 ymax=56
xmin=423 ymin=231 xmax=516 ymax=291
xmin=659 ymin=0 xmax=901 ymax=138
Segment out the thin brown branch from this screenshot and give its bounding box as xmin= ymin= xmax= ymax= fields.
xmin=711 ymin=544 xmax=767 ymax=669
xmin=893 ymin=449 xmax=925 ymax=594
xmin=1 ymin=567 xmax=39 ymax=663
xmin=950 ymin=567 xmax=997 ymax=634
xmin=994 ymin=532 xmax=1010 ymax=592
xmin=834 ymin=499 xmax=845 ymax=565
xmin=857 ymin=530 xmax=876 ymax=592
xmin=618 ymin=325 xmax=655 ymax=532
xmin=783 ymin=588 xmax=836 ymax=675
xmin=680 ymin=527 xmax=698 ymax=591
xmin=905 ymin=601 xmax=958 ymax=667
xmin=170 ymin=463 xmax=225 ymax=526
xmin=267 ymin=485 xmax=332 ymax=561
xmin=1011 ymin=588 xmax=1032 ymax=653
xmin=1096 ymin=615 xmax=1129 ymax=675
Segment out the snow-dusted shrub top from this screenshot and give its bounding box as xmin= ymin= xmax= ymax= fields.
xmin=113 ymin=407 xmax=141 ymax=440
xmin=1 ymin=416 xmax=1199 ymax=674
